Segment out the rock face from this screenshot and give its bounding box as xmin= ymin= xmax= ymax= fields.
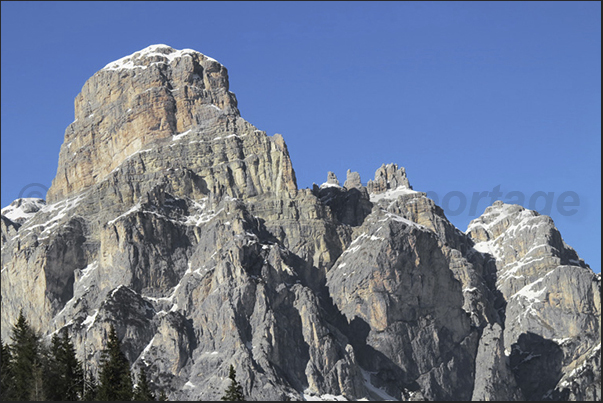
xmin=1 ymin=45 xmax=600 ymax=401
xmin=46 ymin=45 xmax=288 ymax=204
xmin=466 ymin=201 xmax=601 ymax=400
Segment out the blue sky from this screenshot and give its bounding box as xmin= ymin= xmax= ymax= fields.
xmin=1 ymin=1 xmax=600 ymax=272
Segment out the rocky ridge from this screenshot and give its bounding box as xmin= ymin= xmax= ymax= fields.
xmin=1 ymin=45 xmax=600 ymax=401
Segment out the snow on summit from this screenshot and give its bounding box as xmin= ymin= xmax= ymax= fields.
xmin=1 ymin=198 xmax=46 ymax=224
xmin=103 ymin=44 xmax=219 ymax=71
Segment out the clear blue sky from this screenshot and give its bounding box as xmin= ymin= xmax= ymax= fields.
xmin=2 ymin=1 xmax=600 ymax=272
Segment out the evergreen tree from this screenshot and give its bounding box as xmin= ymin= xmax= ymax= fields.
xmin=46 ymin=328 xmax=85 ymax=400
xmin=61 ymin=328 xmax=85 ymax=400
xmin=8 ymin=310 xmax=41 ymax=401
xmin=44 ymin=334 xmax=64 ymax=400
xmin=1 ymin=338 xmax=13 ymax=400
xmin=133 ymin=366 xmax=155 ymax=401
xmin=220 ymin=364 xmax=245 ymax=401
xmin=97 ymin=325 xmax=133 ymax=401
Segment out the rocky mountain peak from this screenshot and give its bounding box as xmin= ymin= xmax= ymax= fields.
xmin=366 ymin=163 xmax=411 ymax=195
xmin=47 ymin=45 xmax=242 ymax=203
xmin=2 ymin=46 xmax=600 ymax=401
xmin=319 ymin=171 xmax=341 ymax=189
xmin=343 ymin=170 xmax=362 ymax=190
xmin=102 ymin=44 xmax=221 ymax=71
xmin=1 ymin=198 xmax=47 ymax=244
xmin=467 ymin=200 xmax=587 ymax=270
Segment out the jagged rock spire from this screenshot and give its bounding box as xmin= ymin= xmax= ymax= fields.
xmin=366 ymin=163 xmax=411 ymax=194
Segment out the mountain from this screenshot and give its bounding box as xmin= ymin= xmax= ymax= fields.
xmin=1 ymin=45 xmax=600 ymax=401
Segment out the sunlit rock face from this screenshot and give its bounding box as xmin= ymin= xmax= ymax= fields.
xmin=1 ymin=45 xmax=600 ymax=401
xmin=46 ymin=44 xmax=292 ymax=204
xmin=466 ymin=201 xmax=600 ymax=400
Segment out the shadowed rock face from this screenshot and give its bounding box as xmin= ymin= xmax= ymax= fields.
xmin=2 ymin=45 xmax=600 ymax=401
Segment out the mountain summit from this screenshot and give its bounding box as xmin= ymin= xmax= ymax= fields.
xmin=47 ymin=44 xmax=244 ymax=203
xmin=2 ymin=45 xmax=600 ymax=401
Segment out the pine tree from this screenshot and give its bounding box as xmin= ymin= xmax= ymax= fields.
xmin=44 ymin=334 xmax=64 ymax=400
xmin=97 ymin=325 xmax=133 ymax=401
xmin=8 ymin=310 xmax=41 ymax=400
xmin=62 ymin=328 xmax=85 ymax=400
xmin=133 ymin=366 xmax=155 ymax=401
xmin=220 ymin=364 xmax=245 ymax=401
xmin=46 ymin=328 xmax=85 ymax=400
xmin=1 ymin=338 xmax=13 ymax=400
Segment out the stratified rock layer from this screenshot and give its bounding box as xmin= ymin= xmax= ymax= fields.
xmin=2 ymin=45 xmax=600 ymax=401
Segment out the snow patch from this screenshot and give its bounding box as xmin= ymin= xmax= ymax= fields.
xmin=342 ymin=244 xmax=362 ymax=255
xmin=107 ymin=203 xmax=142 ymax=226
xmin=213 ymin=133 xmax=246 ymax=141
xmin=350 ymin=233 xmax=368 ymax=245
xmin=553 ymin=337 xmax=572 ymax=346
xmin=466 ymin=203 xmax=537 ymax=237
xmin=382 ymin=211 xmax=425 ymax=229
xmin=471 ymin=240 xmax=503 ymax=261
xmin=78 ymin=261 xmax=99 ymax=282
xmin=172 ymin=129 xmax=192 ymax=141
xmin=103 ymin=45 xmax=220 ymax=71
xmin=82 ymin=310 xmax=98 ymax=331
xmin=1 ymin=198 xmax=46 ymax=223
xmin=319 ymin=182 xmax=342 ymax=190
xmin=19 ymin=192 xmax=88 ymax=238
xmin=511 ymin=277 xmax=546 ymax=302
xmin=369 ymin=186 xmax=418 ymax=203
xmin=184 ymin=206 xmax=224 ymax=226
xmin=303 ymin=388 xmax=348 ymax=401
xmin=139 ymin=336 xmax=156 ymax=364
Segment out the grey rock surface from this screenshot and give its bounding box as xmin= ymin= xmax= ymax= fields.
xmin=366 ymin=163 xmax=411 ymax=194
xmin=1 ymin=45 xmax=600 ymax=401
xmin=326 ymin=171 xmax=340 ymax=187
xmin=471 ymin=323 xmax=523 ymax=400
xmin=467 ymin=201 xmax=601 ymax=401
xmin=343 ymin=170 xmax=362 ymax=190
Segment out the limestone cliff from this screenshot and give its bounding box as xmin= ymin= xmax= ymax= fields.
xmin=1 ymin=45 xmax=600 ymax=401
